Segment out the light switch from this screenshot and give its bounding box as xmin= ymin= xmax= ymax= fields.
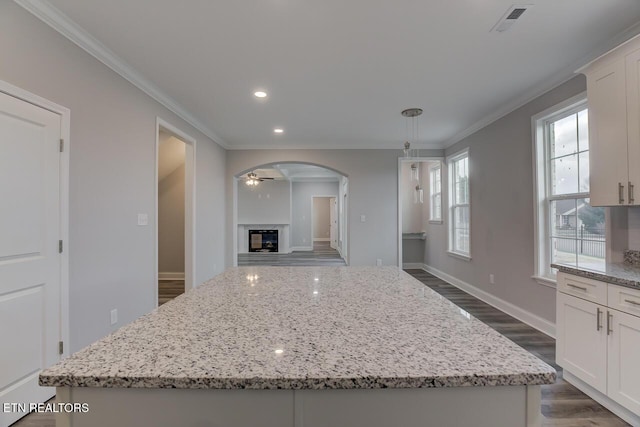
xmin=137 ymin=213 xmax=148 ymax=226
xmin=360 ymin=215 xmax=366 ymax=222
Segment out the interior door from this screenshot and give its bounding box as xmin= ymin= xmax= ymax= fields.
xmin=0 ymin=91 xmax=61 ymax=426
xmin=329 ymin=197 xmax=337 ymax=250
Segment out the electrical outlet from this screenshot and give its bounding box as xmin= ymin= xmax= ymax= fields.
xmin=110 ymin=309 xmax=118 ymax=325
xmin=489 ymin=274 xmax=495 ymax=285
xmin=360 ymin=215 xmax=366 ymax=222
xmin=376 ymin=259 xmax=382 ymax=266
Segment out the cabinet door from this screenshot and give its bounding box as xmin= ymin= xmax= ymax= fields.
xmin=587 ymin=58 xmax=629 ymax=206
xmin=626 ymin=49 xmax=640 ymax=205
xmin=556 ymin=292 xmax=607 ymax=392
xmin=608 ymin=308 xmax=640 ymax=414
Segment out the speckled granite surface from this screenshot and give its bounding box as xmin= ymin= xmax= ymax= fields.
xmin=624 ymin=249 xmax=640 ymax=266
xmin=40 ymin=266 xmax=555 ymax=389
xmin=552 ymin=262 xmax=640 ymax=290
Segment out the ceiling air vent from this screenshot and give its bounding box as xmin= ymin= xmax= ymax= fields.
xmin=491 ymin=5 xmax=532 ymax=33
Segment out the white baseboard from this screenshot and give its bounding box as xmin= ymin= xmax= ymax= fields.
xmin=159 ymin=272 xmax=185 ymax=280
xmin=403 ymin=263 xmax=426 ymax=269
xmin=290 ymin=246 xmax=313 ymax=252
xmin=422 ymin=264 xmax=556 ymax=338
xmin=313 ymin=238 xmax=330 ymax=242
xmin=563 ymin=371 xmax=640 ymax=426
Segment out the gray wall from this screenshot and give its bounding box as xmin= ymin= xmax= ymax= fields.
xmin=291 ymin=182 xmax=339 ymax=247
xmin=158 ymin=164 xmax=185 ymax=273
xmin=237 ymin=180 xmax=291 ymax=224
xmin=424 ymin=76 xmax=587 ymax=324
xmin=0 ymin=2 xmax=227 ymax=351
xmin=227 ymin=150 xmax=442 ymax=266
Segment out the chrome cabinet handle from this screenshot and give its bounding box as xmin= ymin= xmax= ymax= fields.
xmin=597 ymin=307 xmax=602 ymax=331
xmin=567 ymin=283 xmax=587 ymax=292
xmin=625 ymin=299 xmax=640 ymax=306
xmin=607 ymin=311 xmax=613 ymax=335
xmin=619 ymin=182 xmax=625 ymax=204
xmin=630 ymin=182 xmax=635 ymax=204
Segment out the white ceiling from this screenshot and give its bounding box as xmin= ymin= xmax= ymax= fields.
xmin=33 ymin=0 xmax=640 ymax=149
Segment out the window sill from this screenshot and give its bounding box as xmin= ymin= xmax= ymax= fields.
xmin=429 ymin=220 xmax=443 ymax=225
xmin=447 ymin=251 xmax=471 ymax=261
xmin=532 ymin=275 xmax=557 ymax=289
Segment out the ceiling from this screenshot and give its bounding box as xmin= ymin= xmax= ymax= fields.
xmin=28 ymin=0 xmax=640 ymax=149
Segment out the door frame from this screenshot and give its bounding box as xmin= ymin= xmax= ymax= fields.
xmin=155 ymin=118 xmax=196 ymax=304
xmin=0 ymin=79 xmax=71 ymax=357
xmin=397 ymin=157 xmax=443 ymax=268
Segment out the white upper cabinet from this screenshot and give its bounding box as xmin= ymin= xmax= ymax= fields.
xmin=581 ymin=35 xmax=640 ymax=206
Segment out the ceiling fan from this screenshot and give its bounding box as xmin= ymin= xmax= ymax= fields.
xmin=245 ymin=171 xmax=274 ymax=186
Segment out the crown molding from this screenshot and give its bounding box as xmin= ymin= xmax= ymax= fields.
xmin=14 ymin=0 xmax=229 ymax=149
xmin=443 ymin=19 xmax=640 ymax=149
xmin=228 ymin=142 xmax=445 ymax=150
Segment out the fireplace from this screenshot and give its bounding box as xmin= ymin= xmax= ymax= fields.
xmin=249 ymin=230 xmax=279 ymax=252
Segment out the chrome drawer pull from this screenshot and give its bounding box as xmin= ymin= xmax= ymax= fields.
xmin=596 ymin=307 xmax=602 ymax=331
xmin=630 ymin=182 xmax=635 ymax=204
xmin=619 ymin=182 xmax=625 ymax=204
xmin=624 ymin=299 xmax=640 ymax=306
xmin=567 ymin=283 xmax=588 ymax=292
xmin=607 ymin=311 xmax=613 ymax=335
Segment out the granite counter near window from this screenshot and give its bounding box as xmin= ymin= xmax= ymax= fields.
xmin=41 ymin=266 xmax=555 ymax=427
xmin=552 ymin=250 xmax=640 ymax=290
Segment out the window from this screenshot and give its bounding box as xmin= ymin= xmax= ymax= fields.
xmin=429 ymin=164 xmax=442 ymax=222
xmin=448 ymin=150 xmax=470 ymax=258
xmin=533 ymin=94 xmax=605 ymax=281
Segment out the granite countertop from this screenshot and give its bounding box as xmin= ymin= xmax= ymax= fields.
xmin=40 ymin=266 xmax=555 ymax=390
xmin=552 ymin=262 xmax=640 ymax=290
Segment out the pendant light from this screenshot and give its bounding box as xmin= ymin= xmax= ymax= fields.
xmin=401 ymin=108 xmax=423 ymax=160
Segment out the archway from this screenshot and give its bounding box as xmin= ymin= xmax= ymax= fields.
xmin=233 ymin=162 xmax=349 ymax=266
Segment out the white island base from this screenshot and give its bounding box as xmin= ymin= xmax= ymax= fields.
xmin=56 ymin=384 xmax=542 ymax=427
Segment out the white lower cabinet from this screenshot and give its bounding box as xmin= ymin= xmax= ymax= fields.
xmin=556 ymin=272 xmax=640 ymax=418
xmin=607 ymin=308 xmax=640 ymax=415
xmin=556 ymin=292 xmax=607 ymax=392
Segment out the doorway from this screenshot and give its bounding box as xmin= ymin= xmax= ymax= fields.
xmin=397 ymin=157 xmax=443 ymax=269
xmin=156 ymin=119 xmax=195 ymax=306
xmin=0 ymin=82 xmax=70 ymax=427
xmin=312 ymin=196 xmax=337 ymax=252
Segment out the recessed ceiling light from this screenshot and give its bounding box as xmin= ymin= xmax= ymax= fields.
xmin=274 ymin=128 xmax=284 ymax=134
xmin=254 ymin=91 xmax=267 ymax=98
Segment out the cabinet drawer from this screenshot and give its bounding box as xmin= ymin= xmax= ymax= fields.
xmin=557 ymin=272 xmax=607 ymax=305
xmin=608 ymin=285 xmax=640 ymax=317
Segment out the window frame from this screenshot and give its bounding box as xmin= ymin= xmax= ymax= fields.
xmin=447 ymin=149 xmax=471 ymax=260
xmin=532 ymin=92 xmax=599 ymax=286
xmin=429 ymin=163 xmax=442 ymax=223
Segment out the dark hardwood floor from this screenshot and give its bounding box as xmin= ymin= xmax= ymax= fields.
xmin=158 ymin=279 xmax=185 ymax=306
xmin=237 ymin=241 xmax=347 ymax=266
xmin=11 ymin=267 xmax=630 ymax=426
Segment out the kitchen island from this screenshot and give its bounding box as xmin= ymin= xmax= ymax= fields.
xmin=40 ymin=266 xmax=555 ymax=427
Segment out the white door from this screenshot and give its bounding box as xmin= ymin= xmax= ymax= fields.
xmin=608 ymin=308 xmax=640 ymax=414
xmin=329 ymin=197 xmax=337 ymax=250
xmin=0 ymin=92 xmax=61 ymax=426
xmin=555 ymin=292 xmax=607 ymax=393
